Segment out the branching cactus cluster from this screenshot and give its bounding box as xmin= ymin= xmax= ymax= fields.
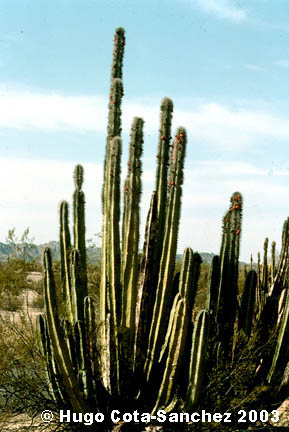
xmin=38 ymin=27 xmax=289 ymax=430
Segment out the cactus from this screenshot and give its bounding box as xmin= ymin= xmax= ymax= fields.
xmin=152 ymin=250 xmax=202 ymax=411
xmin=144 ymin=127 xmax=187 ymax=384
xmin=238 ymin=270 xmax=257 ymax=337
xmin=185 ymin=309 xmax=209 ymax=410
xmin=216 ymin=192 xmax=242 ymax=354
xmin=38 ymin=27 xmax=289 ymax=430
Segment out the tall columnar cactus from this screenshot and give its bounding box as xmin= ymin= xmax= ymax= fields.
xmin=100 ymin=27 xmax=125 ymax=392
xmin=216 ymin=192 xmax=242 ymax=353
xmin=38 ymin=27 xmax=289 ymax=430
xmin=73 ymin=165 xmax=88 ymax=321
xmin=144 ymin=127 xmax=187 ymax=384
xmin=120 ymin=118 xmax=143 ymax=371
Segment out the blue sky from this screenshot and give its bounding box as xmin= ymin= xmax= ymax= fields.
xmin=0 ymin=0 xmax=289 ymax=261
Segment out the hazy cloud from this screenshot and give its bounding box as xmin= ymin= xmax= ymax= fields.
xmin=194 ymin=0 xmax=247 ymax=21
xmin=275 ymin=60 xmax=289 ymax=68
xmin=1 ymin=85 xmax=289 ymax=151
xmin=243 ymin=63 xmax=264 ymax=72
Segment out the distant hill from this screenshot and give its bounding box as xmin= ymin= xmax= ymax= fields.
xmin=0 ymin=241 xmax=101 ymax=264
xmin=0 ymin=242 xmax=249 ymax=267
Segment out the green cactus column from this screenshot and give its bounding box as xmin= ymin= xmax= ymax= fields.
xmin=154 ymin=98 xmax=174 ymax=261
xmin=152 ymin=249 xmax=202 ymax=412
xmin=134 ymin=191 xmax=158 ymax=387
xmin=238 ymin=270 xmax=257 ymax=337
xmin=185 ymin=309 xmax=209 ymax=410
xmin=100 ymin=27 xmax=125 ymax=392
xmin=73 ymin=165 xmax=88 ymax=321
xmin=43 ymin=248 xmax=87 ymax=414
xmin=216 ymin=192 xmax=242 ymax=355
xmin=144 ymin=127 xmax=187 ymax=384
xmin=120 ymin=118 xmax=143 ymax=385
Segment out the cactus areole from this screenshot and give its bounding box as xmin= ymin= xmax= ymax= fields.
xmin=38 ymin=27 xmax=289 ymax=431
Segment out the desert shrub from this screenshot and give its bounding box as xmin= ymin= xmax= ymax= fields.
xmin=30 ymin=293 xmax=44 ymax=310
xmin=0 ymin=262 xmax=24 ymax=311
xmin=0 ymin=313 xmax=65 ymax=431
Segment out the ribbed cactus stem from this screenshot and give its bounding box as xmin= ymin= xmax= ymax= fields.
xmin=206 ymin=255 xmax=220 ymax=313
xmin=73 ymin=165 xmax=87 ymax=320
xmin=144 ymin=127 xmax=187 ymax=383
xmin=153 ymin=249 xmax=201 ymax=411
xmin=216 ymin=192 xmax=242 ymax=352
xmin=271 ymin=240 xmax=276 ymax=282
xmin=155 ymin=98 xmax=173 ymax=249
xmin=134 ymin=192 xmax=158 ymax=383
xmin=121 ymin=118 xmax=143 ymax=345
xmin=59 ymin=201 xmax=73 ymax=323
xmin=111 ymin=27 xmax=125 ymax=80
xmin=267 ymin=282 xmax=289 ymax=383
xmin=70 ymin=249 xmax=81 ymax=323
xmin=270 ymin=218 xmax=289 ymax=297
xmin=239 ymin=270 xmax=257 ymax=337
xmin=152 ymin=298 xmax=186 ymax=412
xmin=261 ymin=237 xmax=269 ymax=294
xmin=100 ymin=30 xmax=125 ymax=382
xmin=84 ymin=296 xmax=97 ymax=382
xmin=37 ymin=314 xmax=66 ymax=405
xmin=107 ymin=136 xmax=122 ymax=393
xmin=43 ymin=247 xmax=87 ymax=414
xmin=185 ymin=309 xmax=209 ymax=410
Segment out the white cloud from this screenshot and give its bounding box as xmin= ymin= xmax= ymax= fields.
xmin=194 ymin=0 xmax=247 ymax=21
xmin=243 ymin=64 xmax=264 ymax=72
xmin=173 ymin=103 xmax=289 ymax=149
xmin=0 ymin=86 xmax=108 ymax=132
xmin=275 ymin=60 xmax=289 ymax=68
xmin=1 ymin=85 xmax=289 ymax=151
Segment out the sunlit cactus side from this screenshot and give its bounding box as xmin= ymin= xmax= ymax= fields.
xmin=43 ymin=247 xmax=88 ymax=414
xmin=185 ymin=309 xmax=209 ymax=411
xmin=37 ymin=314 xmax=67 ymax=407
xmin=267 ymin=285 xmax=289 ymax=384
xmin=120 ymin=118 xmax=143 ymax=386
xmin=152 ymin=249 xmax=202 ymax=412
xmin=59 ymin=201 xmax=72 ymax=321
xmin=134 ymin=99 xmax=174 ymax=387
